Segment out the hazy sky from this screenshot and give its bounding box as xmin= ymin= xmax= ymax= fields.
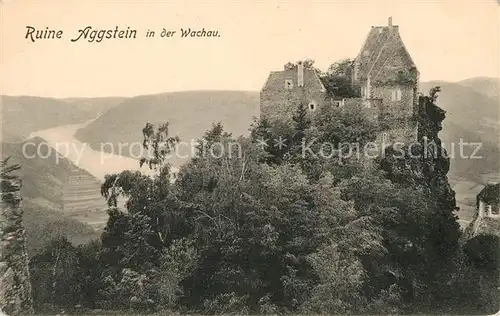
xmin=1 ymin=0 xmax=499 ymax=98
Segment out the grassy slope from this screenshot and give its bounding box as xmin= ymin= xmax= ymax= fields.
xmin=1 ymin=95 xmax=124 ymax=143
xmin=1 ymin=137 xmax=71 ymax=205
xmin=23 ymin=200 xmax=100 ymax=256
xmin=1 ymin=138 xmax=101 ymax=255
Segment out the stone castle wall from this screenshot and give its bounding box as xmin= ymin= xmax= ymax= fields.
xmin=373 ymin=84 xmax=414 ymax=118
xmin=260 ymin=69 xmax=326 ymax=123
xmin=374 ymin=84 xmax=418 ymax=144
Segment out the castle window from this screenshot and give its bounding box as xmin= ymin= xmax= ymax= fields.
xmin=491 ymin=204 xmax=499 ymax=216
xmin=333 ymin=100 xmax=342 ymax=108
xmin=391 ymin=89 xmax=402 ymax=101
xmin=309 ymin=102 xmax=316 ymax=111
xmin=285 ymin=79 xmax=293 ymax=90
xmin=486 ymin=204 xmax=493 ymax=216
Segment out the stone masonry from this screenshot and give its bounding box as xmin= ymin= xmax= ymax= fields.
xmin=352 ymin=17 xmax=419 ymax=146
xmin=260 ymin=18 xmax=420 ymax=149
xmin=260 ymin=60 xmax=327 ymax=123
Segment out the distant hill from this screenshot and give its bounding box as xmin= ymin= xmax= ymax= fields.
xmin=61 ymin=96 xmax=127 ymax=116
xmin=419 ymin=79 xmax=499 ymax=182
xmin=74 ymin=90 xmax=260 ymax=167
xmin=1 ymin=137 xmax=72 ymax=207
xmin=458 ymin=77 xmax=500 ymax=99
xmin=1 ymin=137 xmax=104 ymax=255
xmin=1 ymin=95 xmax=124 ymax=142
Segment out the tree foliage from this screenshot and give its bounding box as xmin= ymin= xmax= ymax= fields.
xmin=28 ymin=96 xmax=499 ymax=314
xmin=319 ymin=58 xmax=358 ymax=98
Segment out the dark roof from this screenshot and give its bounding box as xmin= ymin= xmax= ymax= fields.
xmin=261 ymin=67 xmax=326 ymax=92
xmin=354 ymin=25 xmax=417 ymax=82
xmin=477 ymin=183 xmax=500 ymax=205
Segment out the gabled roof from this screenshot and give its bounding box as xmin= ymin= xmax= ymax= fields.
xmin=477 ymin=183 xmax=500 ymax=206
xmin=354 ymin=24 xmax=417 ymax=82
xmin=261 ymin=67 xmax=326 ymax=92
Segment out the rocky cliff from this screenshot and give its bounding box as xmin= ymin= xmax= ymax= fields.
xmin=0 ymin=159 xmax=33 ymax=315
xmin=380 ymin=94 xmax=457 ymax=212
xmin=379 ymin=93 xmax=460 ymax=256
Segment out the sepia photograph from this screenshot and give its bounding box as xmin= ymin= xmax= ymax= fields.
xmin=1 ymin=1 xmax=499 ymax=315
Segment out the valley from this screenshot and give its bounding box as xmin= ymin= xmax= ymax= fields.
xmin=23 ymin=118 xmax=162 ymax=231
xmin=28 ymin=119 xmax=157 ymax=182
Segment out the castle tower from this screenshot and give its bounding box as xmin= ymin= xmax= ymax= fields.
xmin=353 ymin=18 xmax=419 ymax=146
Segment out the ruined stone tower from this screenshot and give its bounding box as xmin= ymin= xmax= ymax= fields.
xmin=259 ymin=18 xmax=420 ymax=150
xmin=352 ymin=17 xmax=420 ymax=145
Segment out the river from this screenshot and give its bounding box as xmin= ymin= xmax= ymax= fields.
xmin=27 ymin=118 xmax=175 ymax=182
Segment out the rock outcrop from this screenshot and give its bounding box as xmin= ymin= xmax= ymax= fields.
xmin=379 ymin=94 xmax=457 ymax=209
xmin=0 ymin=158 xmax=33 ymax=315
xmin=378 ymin=94 xmax=460 ymax=253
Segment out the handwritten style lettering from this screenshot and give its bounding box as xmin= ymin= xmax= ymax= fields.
xmin=70 ymin=26 xmax=137 ymax=43
xmin=25 ymin=26 xmax=63 ymax=42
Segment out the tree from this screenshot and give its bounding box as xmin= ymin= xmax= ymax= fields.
xmin=429 ymin=86 xmax=441 ymax=102
xmin=34 ymin=89 xmax=485 ymax=314
xmin=327 ymin=58 xmax=353 ymax=77
xmin=302 ymin=58 xmax=315 ymax=69
xmin=1 ymin=157 xmax=22 ymax=207
xmin=284 ymin=62 xmax=295 ymax=70
xmin=76 ymin=240 xmax=104 ymax=309
xmin=283 ymin=59 xmax=315 ymax=70
xmin=98 ymin=122 xmax=186 ymax=303
xmin=291 ymin=103 xmax=311 ymax=144
xmin=30 ymin=236 xmax=82 ymax=310
xmin=1 ymin=158 xmax=34 ymax=316
xmin=319 ymin=59 xmax=357 ymax=98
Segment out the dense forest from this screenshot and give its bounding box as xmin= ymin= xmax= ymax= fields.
xmin=28 ymin=91 xmax=499 ymax=315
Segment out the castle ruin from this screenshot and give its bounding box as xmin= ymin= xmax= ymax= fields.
xmin=260 ymin=18 xmax=420 ymax=147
